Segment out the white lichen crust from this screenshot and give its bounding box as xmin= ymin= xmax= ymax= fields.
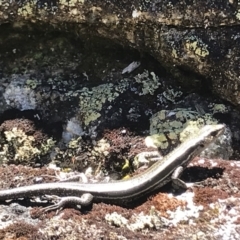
xmin=3 ymin=75 xmax=37 ymax=110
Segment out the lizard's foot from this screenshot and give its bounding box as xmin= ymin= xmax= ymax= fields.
xmin=41 ymin=193 xmax=93 ymax=213
xmin=133 ymin=151 xmax=162 ymax=170
xmin=171 ymin=166 xmax=205 ymax=190
xmin=39 ymin=172 xmax=89 ymax=183
xmin=57 ymin=173 xmax=89 ymax=183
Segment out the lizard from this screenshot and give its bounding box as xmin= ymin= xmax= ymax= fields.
xmin=0 ymin=124 xmax=225 ymax=212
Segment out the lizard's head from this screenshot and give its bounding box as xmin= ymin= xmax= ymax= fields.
xmin=196 ymin=124 xmax=225 ymax=149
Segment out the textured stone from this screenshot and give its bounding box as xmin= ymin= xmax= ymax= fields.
xmin=0 ymin=1 xmax=239 ymax=105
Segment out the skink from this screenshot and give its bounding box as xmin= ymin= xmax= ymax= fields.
xmin=0 ymin=124 xmax=225 ymax=211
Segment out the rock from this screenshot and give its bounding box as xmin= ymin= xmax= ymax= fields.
xmin=0 ymin=1 xmax=240 ymax=105
xmin=0 ymin=157 xmax=240 ymax=239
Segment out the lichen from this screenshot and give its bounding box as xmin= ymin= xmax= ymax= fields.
xmin=184 ymin=36 xmax=209 ymax=57
xmin=3 ymin=75 xmax=37 ymax=110
xmin=52 ymin=135 xmax=111 ymax=172
xmin=105 ymin=210 xmax=165 ymax=231
xmin=145 ymin=134 xmax=168 ymax=149
xmin=78 ymin=79 xmax=129 ymax=126
xmin=157 ymin=87 xmax=183 ymax=105
xmin=209 ymin=103 xmax=228 ymax=114
xmin=134 ymin=70 xmax=161 ymax=95
xmin=17 ymin=1 xmax=34 ymax=18
xmin=0 ymin=127 xmax=54 ymax=164
xmin=40 ymin=217 xmax=105 ymax=239
xmin=93 ymin=138 xmax=110 ymax=157
xmin=149 ymin=108 xmax=218 ymax=150
xmin=236 ymin=11 xmax=240 ymax=20
xmin=62 ymin=117 xmax=85 ymax=144
xmin=40 ymin=138 xmax=56 ymax=155
xmin=0 ymin=119 xmax=55 ymax=164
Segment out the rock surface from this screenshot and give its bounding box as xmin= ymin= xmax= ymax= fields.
xmin=0 ymin=2 xmax=240 ymax=239
xmin=0 ymin=157 xmax=240 ymax=239
xmin=0 ymin=0 xmax=240 ymax=105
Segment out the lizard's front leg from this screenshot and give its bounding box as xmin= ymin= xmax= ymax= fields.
xmin=171 ymin=166 xmax=203 ymax=189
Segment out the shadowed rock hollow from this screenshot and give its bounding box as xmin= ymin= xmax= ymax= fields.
xmin=0 ymin=0 xmax=240 ymax=105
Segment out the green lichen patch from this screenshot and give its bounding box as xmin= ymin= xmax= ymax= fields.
xmin=17 ymin=2 xmax=34 ymax=18
xmin=134 ymin=70 xmax=161 ymax=95
xmin=209 ymin=103 xmax=228 ymax=114
xmin=78 ymin=79 xmax=130 ymax=126
xmin=156 ymin=87 xmax=183 ymax=105
xmin=149 ymin=108 xmax=218 ymax=151
xmin=235 ymin=2 xmax=240 ymax=20
xmin=184 ymin=36 xmax=209 ymax=57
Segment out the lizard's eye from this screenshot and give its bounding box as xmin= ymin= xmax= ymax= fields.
xmin=199 ymin=143 xmax=205 ymax=148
